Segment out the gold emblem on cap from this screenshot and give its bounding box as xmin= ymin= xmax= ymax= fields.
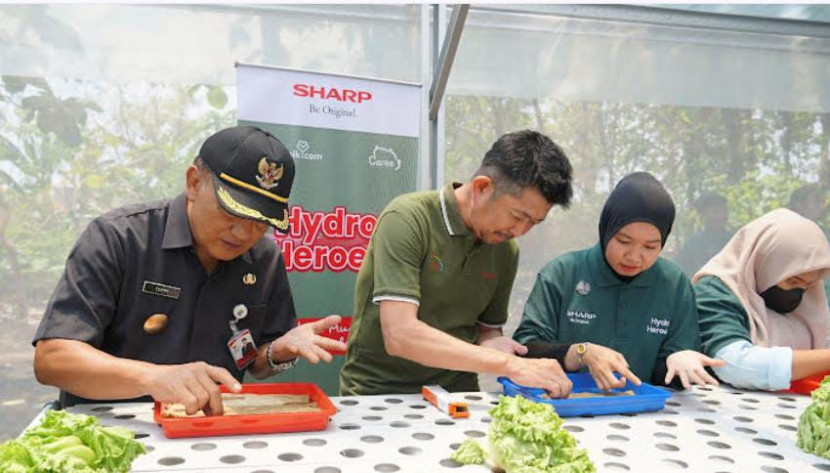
xmin=256 ymin=157 xmax=283 ymax=190
xmin=144 ymin=313 xmax=169 ymax=335
xmin=243 ymin=273 xmax=257 ymax=285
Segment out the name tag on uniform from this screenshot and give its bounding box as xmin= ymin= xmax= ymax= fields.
xmin=142 ymin=281 xmax=181 ymax=300
xmin=228 ymin=329 xmax=257 ymax=370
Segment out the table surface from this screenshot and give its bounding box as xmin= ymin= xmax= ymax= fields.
xmin=62 ymin=384 xmax=830 ymax=473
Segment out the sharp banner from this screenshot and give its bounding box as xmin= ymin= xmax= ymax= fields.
xmin=237 ymin=64 xmax=420 ymax=394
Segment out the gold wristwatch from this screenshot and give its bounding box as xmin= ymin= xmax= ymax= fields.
xmin=576 ymin=343 xmax=588 ymax=367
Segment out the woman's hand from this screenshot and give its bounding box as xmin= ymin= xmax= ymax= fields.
xmin=576 ymin=343 xmax=642 ymax=391
xmin=665 ymin=350 xmax=725 ymax=389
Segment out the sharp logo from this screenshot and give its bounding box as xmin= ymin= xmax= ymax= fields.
xmin=293 ymin=84 xmax=373 ymax=103
xmin=290 ymin=140 xmax=323 ymax=161
xmin=368 ymin=146 xmax=401 ymax=171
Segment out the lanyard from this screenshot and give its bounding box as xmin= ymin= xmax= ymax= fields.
xmin=230 ymin=304 xmax=248 ymax=334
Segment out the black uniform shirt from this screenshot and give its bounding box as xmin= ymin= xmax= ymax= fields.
xmin=33 ymin=194 xmax=297 ymax=405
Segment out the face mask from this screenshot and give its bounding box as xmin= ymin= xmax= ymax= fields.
xmin=759 ymin=286 xmax=805 ymax=314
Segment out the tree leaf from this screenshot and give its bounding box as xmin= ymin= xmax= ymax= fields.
xmin=2 ymin=76 xmax=49 ymax=94
xmin=186 ymin=84 xmax=203 ymax=98
xmin=207 ymin=86 xmax=228 ymax=110
xmin=0 ymin=135 xmax=24 ymax=163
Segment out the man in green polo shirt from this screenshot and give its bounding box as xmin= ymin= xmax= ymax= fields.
xmin=340 ymin=130 xmax=575 ymax=396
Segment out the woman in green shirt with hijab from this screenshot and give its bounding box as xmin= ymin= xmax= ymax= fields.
xmin=694 ymin=208 xmax=830 ymax=391
xmin=514 ymin=172 xmax=722 ymax=390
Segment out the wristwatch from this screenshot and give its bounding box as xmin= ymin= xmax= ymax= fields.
xmin=266 ymin=341 xmax=298 ymax=373
xmin=576 ymin=343 xmax=588 ymax=367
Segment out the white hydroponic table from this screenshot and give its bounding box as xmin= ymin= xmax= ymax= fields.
xmin=55 ymin=384 xmax=830 ymax=473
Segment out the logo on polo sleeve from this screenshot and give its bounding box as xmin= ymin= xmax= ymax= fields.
xmin=575 ymin=280 xmax=591 ymax=296
xmin=428 ymin=254 xmax=445 ymax=272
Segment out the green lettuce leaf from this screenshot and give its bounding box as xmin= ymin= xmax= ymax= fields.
xmin=452 ymin=438 xmax=486 ymax=465
xmin=0 ymin=410 xmax=146 ymax=473
xmin=450 ymin=395 xmax=595 ymax=472
xmin=0 ymin=439 xmax=36 ymax=473
xmin=798 ymin=375 xmax=830 ymax=459
xmin=488 ymin=395 xmax=595 ymax=473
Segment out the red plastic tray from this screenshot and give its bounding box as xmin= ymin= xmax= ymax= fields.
xmin=787 ymin=372 xmax=830 ymax=395
xmin=153 ymin=383 xmax=337 ymax=438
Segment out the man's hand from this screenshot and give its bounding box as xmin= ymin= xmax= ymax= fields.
xmin=506 ymin=357 xmax=573 ymax=399
xmin=578 ymin=343 xmax=642 ymax=391
xmin=666 ymin=350 xmax=725 ymax=389
xmin=141 ymin=362 xmax=241 ymax=416
xmin=479 ymin=336 xmax=528 ymax=356
xmin=271 ymin=315 xmax=348 ymax=364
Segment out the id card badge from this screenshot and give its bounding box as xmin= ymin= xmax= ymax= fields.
xmin=228 ymin=329 xmax=258 ymax=370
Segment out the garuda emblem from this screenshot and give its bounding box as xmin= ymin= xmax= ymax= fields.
xmin=255 ymin=157 xmax=283 ymax=190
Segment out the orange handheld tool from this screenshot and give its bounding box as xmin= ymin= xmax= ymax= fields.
xmin=421 ymin=385 xmax=469 ymax=419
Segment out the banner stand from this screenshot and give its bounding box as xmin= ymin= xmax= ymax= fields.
xmin=237 ymin=64 xmax=421 ymax=394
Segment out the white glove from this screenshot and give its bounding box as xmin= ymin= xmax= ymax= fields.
xmin=665 ymin=350 xmax=725 ymax=389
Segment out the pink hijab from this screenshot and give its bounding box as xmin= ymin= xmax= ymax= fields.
xmin=693 ymin=208 xmax=830 ymax=349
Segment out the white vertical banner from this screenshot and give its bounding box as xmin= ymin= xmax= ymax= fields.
xmin=237 ymin=64 xmax=421 ymax=394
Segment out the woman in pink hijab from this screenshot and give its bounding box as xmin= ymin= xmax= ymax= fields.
xmin=694 ymin=208 xmax=830 ymax=391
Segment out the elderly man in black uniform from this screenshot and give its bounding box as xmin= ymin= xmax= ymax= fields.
xmin=33 ymin=125 xmax=345 ymax=416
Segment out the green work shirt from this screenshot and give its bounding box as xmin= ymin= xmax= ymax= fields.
xmin=339 ymin=183 xmax=518 ymax=395
xmin=826 ymin=278 xmax=830 ymax=312
xmin=513 ymin=244 xmax=700 ymax=380
xmin=695 ymin=275 xmax=752 ymax=358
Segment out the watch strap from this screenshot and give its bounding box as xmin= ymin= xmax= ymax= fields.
xmin=266 ymin=341 xmax=298 ymax=373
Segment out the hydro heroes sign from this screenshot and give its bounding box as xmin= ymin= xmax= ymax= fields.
xmin=273 ymin=206 xmax=378 ymax=273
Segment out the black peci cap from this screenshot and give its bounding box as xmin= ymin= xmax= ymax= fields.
xmin=199 ymin=126 xmax=295 ymax=233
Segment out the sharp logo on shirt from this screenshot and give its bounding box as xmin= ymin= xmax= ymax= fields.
xmin=142 ymin=281 xmax=181 ymax=300
xmin=481 ymin=271 xmax=497 ymax=280
xmin=428 ymin=254 xmax=444 ymax=272
xmin=566 ymin=310 xmax=596 ymax=325
xmin=646 ymin=317 xmax=670 ymax=335
xmin=575 ymin=280 xmax=591 ymax=296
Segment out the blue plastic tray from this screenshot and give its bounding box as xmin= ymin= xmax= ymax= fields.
xmin=497 ymin=373 xmax=671 ymax=417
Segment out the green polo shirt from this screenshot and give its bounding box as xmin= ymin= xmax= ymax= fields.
xmin=339 ymin=183 xmax=519 ymax=395
xmin=513 ymin=244 xmax=700 ymax=380
xmin=694 ymin=275 xmax=752 ymax=358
